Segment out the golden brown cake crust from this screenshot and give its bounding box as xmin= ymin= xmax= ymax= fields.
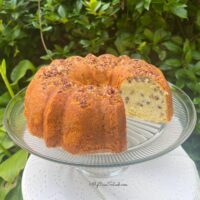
xmin=24 ymin=54 xmax=173 ymax=154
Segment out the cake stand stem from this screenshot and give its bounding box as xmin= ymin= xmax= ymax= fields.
xmin=76 ymin=166 xmax=129 ymax=178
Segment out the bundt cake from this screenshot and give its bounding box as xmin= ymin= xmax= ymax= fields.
xmin=24 ymin=54 xmax=173 ymax=154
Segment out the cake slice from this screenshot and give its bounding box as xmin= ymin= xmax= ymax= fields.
xmin=112 ymin=59 xmax=173 ymax=123
xmin=120 ymin=76 xmax=172 ymax=123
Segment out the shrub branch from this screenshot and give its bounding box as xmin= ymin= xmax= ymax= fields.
xmin=38 ymin=0 xmax=53 ymax=60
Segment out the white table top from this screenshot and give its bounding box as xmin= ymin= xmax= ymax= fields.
xmin=22 ymin=147 xmax=200 ymax=200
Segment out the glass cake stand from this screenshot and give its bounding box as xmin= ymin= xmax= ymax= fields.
xmin=4 ymin=84 xmax=197 ymax=177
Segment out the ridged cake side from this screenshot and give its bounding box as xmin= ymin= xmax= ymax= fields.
xmin=61 ymin=86 xmax=126 ymax=154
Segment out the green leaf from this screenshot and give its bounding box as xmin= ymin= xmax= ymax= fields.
xmin=0 ymin=126 xmax=5 ymax=132
xmin=192 ymin=51 xmax=200 ymax=60
xmin=0 ymin=178 xmax=16 ymax=200
xmin=5 ymin=178 xmax=22 ymax=200
xmin=176 ymin=79 xmax=185 ymax=88
xmin=144 ymin=29 xmax=153 ymax=41
xmin=0 ymin=108 xmax=5 ymax=126
xmin=160 ymin=64 xmax=172 ymax=71
xmin=114 ymin=33 xmax=132 ymax=53
xmin=100 ymin=3 xmax=110 ymax=12
xmin=0 ymin=59 xmax=6 ymax=76
xmin=137 ymin=41 xmax=146 ymax=52
xmin=40 ymin=49 xmax=55 ymax=60
xmin=80 ymin=39 xmax=90 ymax=48
xmin=170 ymin=4 xmax=188 ymax=19
xmin=171 ymin=36 xmax=183 ymax=45
xmin=85 ymin=0 xmax=100 ymax=11
xmin=135 ymin=1 xmax=144 ymax=13
xmin=75 ymin=0 xmax=83 ymax=13
xmin=0 ymin=59 xmax=14 ymax=98
xmin=144 ymin=0 xmax=151 ymax=10
xmin=176 ymin=69 xmax=196 ymax=81
xmin=187 ymin=82 xmax=200 ymax=94
xmin=164 ymin=58 xmax=181 ymax=68
xmin=0 ymin=130 xmax=14 ymax=152
xmin=0 ymin=150 xmax=28 ymax=182
xmin=0 ymin=154 xmax=5 ymax=162
xmin=183 ymin=39 xmax=190 ymax=54
xmin=162 ymin=41 xmax=181 ymax=53
xmin=193 ymin=97 xmax=200 ymax=105
xmin=10 ymin=0 xmax=17 ymax=7
xmin=185 ymin=49 xmax=192 ymax=63
xmin=84 ymin=0 xmax=102 ymax=14
xmin=11 ymin=60 xmax=36 ymax=84
xmin=158 ymin=50 xmax=167 ymax=61
xmin=153 ymin=29 xmax=169 ymax=44
xmin=42 ymin=26 xmax=52 ymax=32
xmin=192 ymin=61 xmax=200 ymax=73
xmin=58 ymin=5 xmax=66 ymax=18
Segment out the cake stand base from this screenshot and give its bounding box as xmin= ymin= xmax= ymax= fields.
xmin=22 ymin=147 xmax=200 ymax=200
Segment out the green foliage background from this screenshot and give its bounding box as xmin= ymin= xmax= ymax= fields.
xmin=0 ymin=0 xmax=200 ymax=198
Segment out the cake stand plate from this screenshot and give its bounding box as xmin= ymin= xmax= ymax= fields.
xmin=22 ymin=147 xmax=200 ymax=200
xmin=4 ymin=84 xmax=197 ymax=177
